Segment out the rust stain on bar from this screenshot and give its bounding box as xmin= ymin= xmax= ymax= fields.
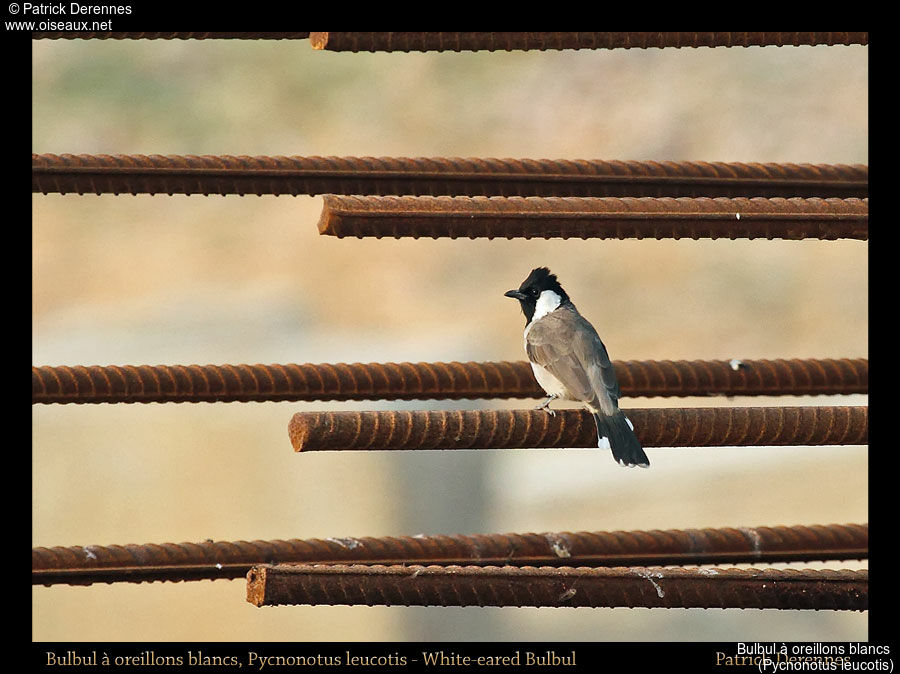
xmin=31 ymin=154 xmax=868 ymax=198
xmin=32 ymin=523 xmax=868 ymax=587
xmin=309 ymin=32 xmax=868 ymax=52
xmin=247 ymin=564 xmax=868 ymax=610
xmin=317 ymin=195 xmax=869 ymax=240
xmin=288 ymin=406 xmax=868 ymax=452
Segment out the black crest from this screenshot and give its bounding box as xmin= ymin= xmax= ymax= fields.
xmin=505 ymin=267 xmax=570 ymax=324
xmin=519 ymin=267 xmax=569 ymax=301
xmin=521 ymin=267 xmax=561 ymax=293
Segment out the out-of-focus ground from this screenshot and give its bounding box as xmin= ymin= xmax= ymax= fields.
xmin=32 ymin=40 xmax=867 ymax=641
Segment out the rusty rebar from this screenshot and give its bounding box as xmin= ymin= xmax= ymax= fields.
xmin=31 ymin=32 xmax=311 ymax=40
xmin=32 ymin=523 xmax=868 ymax=587
xmin=247 ymin=564 xmax=868 ymax=610
xmin=30 ymin=32 xmax=867 ymax=48
xmin=318 ymin=196 xmax=868 ymax=240
xmin=31 ymin=154 xmax=868 ymax=199
xmin=309 ymin=32 xmax=868 ymax=52
xmin=31 ymin=358 xmax=868 ymax=405
xmin=289 ymin=406 xmax=868 ymax=452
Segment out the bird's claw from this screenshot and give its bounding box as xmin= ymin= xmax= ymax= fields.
xmin=535 ymin=396 xmax=558 ymax=416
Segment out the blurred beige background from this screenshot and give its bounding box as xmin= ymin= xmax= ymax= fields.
xmin=32 ymin=40 xmax=867 ymax=641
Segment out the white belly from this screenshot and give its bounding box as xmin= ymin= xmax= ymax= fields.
xmin=531 ymin=362 xmax=569 ymax=398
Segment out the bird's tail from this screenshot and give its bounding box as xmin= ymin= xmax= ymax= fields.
xmin=593 ymin=411 xmax=649 ymax=467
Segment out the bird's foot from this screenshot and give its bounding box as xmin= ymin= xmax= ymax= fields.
xmin=535 ymin=395 xmax=558 ymax=416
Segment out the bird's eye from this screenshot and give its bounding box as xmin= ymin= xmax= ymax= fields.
xmin=531 ymin=288 xmax=539 ymax=297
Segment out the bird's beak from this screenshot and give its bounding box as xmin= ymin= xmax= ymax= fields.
xmin=504 ymin=289 xmax=527 ymax=301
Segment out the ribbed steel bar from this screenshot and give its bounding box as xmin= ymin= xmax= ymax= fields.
xmin=309 ymin=32 xmax=868 ymax=52
xmin=318 ymin=196 xmax=869 ymax=240
xmin=31 ymin=358 xmax=869 ymax=405
xmin=31 ymin=154 xmax=869 ymax=199
xmin=247 ymin=564 xmax=868 ymax=610
xmin=289 ymin=406 xmax=868 ymax=452
xmin=32 ymin=524 xmax=868 ymax=587
xmin=32 ymin=32 xmax=311 ymax=40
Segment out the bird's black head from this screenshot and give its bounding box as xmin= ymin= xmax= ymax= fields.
xmin=504 ymin=267 xmax=570 ymax=324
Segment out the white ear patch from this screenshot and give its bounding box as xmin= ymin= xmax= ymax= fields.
xmin=532 ymin=289 xmax=562 ymax=321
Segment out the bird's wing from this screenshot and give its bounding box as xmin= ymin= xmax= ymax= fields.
xmin=525 ymin=310 xmax=596 ymax=403
xmin=571 ymin=315 xmax=621 ymax=416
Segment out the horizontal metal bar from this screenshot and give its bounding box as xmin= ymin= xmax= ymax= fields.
xmin=318 ymin=195 xmax=868 ymax=240
xmin=30 ymin=32 xmax=868 ymax=48
xmin=32 ymin=523 xmax=868 ymax=587
xmin=32 ymin=32 xmax=311 ymax=40
xmin=31 ymin=154 xmax=868 ymax=199
xmin=247 ymin=564 xmax=868 ymax=610
xmin=308 ymin=32 xmax=868 ymax=52
xmin=289 ymin=406 xmax=868 ymax=451
xmin=31 ymin=358 xmax=868 ymax=405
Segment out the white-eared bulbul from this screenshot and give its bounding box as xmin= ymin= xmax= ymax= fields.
xmin=505 ymin=267 xmax=649 ymax=467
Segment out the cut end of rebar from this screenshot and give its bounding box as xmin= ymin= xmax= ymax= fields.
xmin=288 ymin=413 xmax=313 ymax=452
xmin=309 ymin=33 xmax=329 ymax=50
xmin=316 ymin=196 xmax=340 ymax=235
xmin=246 ymin=565 xmax=269 ymax=606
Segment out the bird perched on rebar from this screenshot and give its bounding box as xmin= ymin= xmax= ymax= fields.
xmin=505 ymin=267 xmax=649 ymax=467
